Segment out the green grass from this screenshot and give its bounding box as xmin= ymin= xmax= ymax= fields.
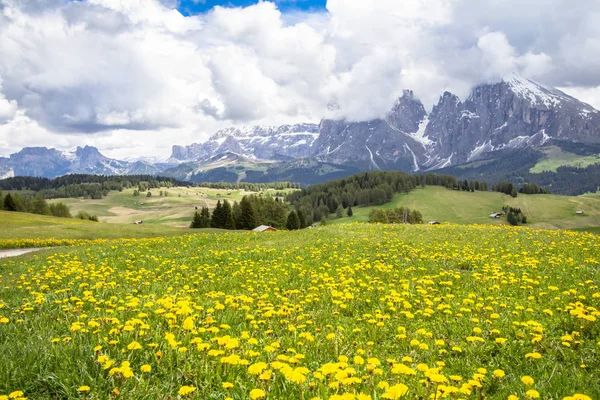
xmin=0 ymin=224 xmax=598 ymax=399
xmin=330 ymin=186 xmax=600 ymax=231
xmin=530 ymin=146 xmax=600 ymax=173
xmin=0 ymin=210 xmax=198 ymax=241
xmin=49 ymin=187 xmax=295 ymax=228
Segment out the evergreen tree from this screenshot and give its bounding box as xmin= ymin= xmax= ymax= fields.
xmin=222 ymin=200 xmax=236 ymax=230
xmin=49 ymin=202 xmax=72 ymax=218
xmin=237 ymin=197 xmax=258 ymax=230
xmin=507 ymin=211 xmax=519 ymax=226
xmin=3 ymin=193 xmax=17 ymax=211
xmin=336 ymin=205 xmax=344 ymax=218
xmin=0 ymin=190 xmax=3 ymax=210
xmin=146 ymin=191 xmax=152 ymax=197
xmin=297 ymin=209 xmax=306 ymax=229
xmin=31 ymin=195 xmax=49 ymax=215
xmin=320 ymin=216 xmax=328 ymax=226
xmin=232 ymin=201 xmax=242 ymax=228
xmin=199 ymin=207 xmax=211 ymax=228
xmin=190 ymin=211 xmax=203 ymax=228
xmin=347 ymin=206 xmax=353 ymax=217
xmin=286 ymin=211 xmax=301 ymax=230
xmin=211 ymin=201 xmax=223 ymax=228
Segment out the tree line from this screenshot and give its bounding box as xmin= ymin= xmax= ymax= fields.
xmin=369 ymin=207 xmax=424 ymax=224
xmin=191 ymin=194 xmax=306 ymax=231
xmin=286 ymin=171 xmax=465 ymax=226
xmin=0 ymin=191 xmax=78 ymax=219
xmin=0 ymin=175 xmax=189 ymax=199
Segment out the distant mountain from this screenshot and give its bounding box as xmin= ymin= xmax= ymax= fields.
xmin=169 ymin=124 xmax=319 ymax=163
xmin=3 ymin=74 xmax=600 ymax=188
xmin=2 ymin=146 xmax=161 ymax=179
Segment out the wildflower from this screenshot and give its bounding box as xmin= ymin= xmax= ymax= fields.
xmin=526 ymin=390 xmax=540 ymax=399
xmin=141 ymin=364 xmax=152 ymax=372
xmin=178 ymin=386 xmax=196 ymax=396
xmin=249 ymin=389 xmax=266 ymax=399
xmin=382 ymin=383 xmax=409 ymax=399
xmin=222 ymin=382 xmax=234 ymax=389
xmin=127 ymin=341 xmax=142 ymax=351
xmin=78 ymin=386 xmax=91 ymax=393
xmin=521 ymin=376 xmax=535 ymax=386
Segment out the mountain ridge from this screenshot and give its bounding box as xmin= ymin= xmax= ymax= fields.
xmin=2 ymin=75 xmax=600 ymax=186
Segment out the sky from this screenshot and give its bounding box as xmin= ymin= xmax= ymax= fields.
xmin=1 ymin=0 xmax=600 ymax=160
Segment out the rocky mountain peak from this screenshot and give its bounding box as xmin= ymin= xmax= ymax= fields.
xmin=387 ymin=90 xmax=427 ymax=133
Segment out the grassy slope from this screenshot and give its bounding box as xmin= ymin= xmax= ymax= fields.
xmin=0 ymin=210 xmax=197 ymax=240
xmin=49 ymin=187 xmax=294 ymax=228
xmin=530 ymin=146 xmax=600 ymax=173
xmin=331 ymin=186 xmax=600 ymax=231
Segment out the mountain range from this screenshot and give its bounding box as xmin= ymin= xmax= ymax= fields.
xmin=2 ymin=74 xmax=600 ymax=188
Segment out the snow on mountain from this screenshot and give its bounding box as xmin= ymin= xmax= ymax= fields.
xmin=3 ymin=74 xmax=600 ymax=180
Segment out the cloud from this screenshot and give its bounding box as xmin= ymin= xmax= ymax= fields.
xmin=0 ymin=0 xmax=599 ymax=157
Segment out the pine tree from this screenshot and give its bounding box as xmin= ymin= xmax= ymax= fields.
xmin=3 ymin=193 xmax=17 ymax=211
xmin=336 ymin=205 xmax=344 ymax=218
xmin=190 ymin=211 xmax=203 ymax=228
xmin=297 ymin=209 xmax=306 ymax=228
xmin=31 ymin=195 xmax=49 ymax=215
xmin=199 ymin=207 xmax=211 ymax=228
xmin=347 ymin=206 xmax=353 ymax=217
xmin=507 ymin=211 xmax=519 ymax=226
xmin=222 ymin=200 xmax=236 ymax=230
xmin=211 ymin=201 xmax=223 ymax=228
xmin=286 ymin=211 xmax=301 ymax=230
xmin=237 ymin=196 xmax=258 ymax=230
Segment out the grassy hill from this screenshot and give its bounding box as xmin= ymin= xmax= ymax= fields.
xmin=48 ymin=186 xmax=294 ymax=228
xmin=331 ymin=186 xmax=600 ymax=231
xmin=530 ymin=146 xmax=600 ymax=173
xmin=0 ymin=210 xmax=197 ymax=240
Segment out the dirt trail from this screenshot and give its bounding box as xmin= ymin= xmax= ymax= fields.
xmin=0 ymin=248 xmax=43 ymax=259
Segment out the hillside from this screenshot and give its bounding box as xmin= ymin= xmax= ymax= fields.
xmin=331 ymin=186 xmax=600 ymax=231
xmin=0 ymin=210 xmax=195 ymax=240
xmin=47 ymin=186 xmax=295 ymax=228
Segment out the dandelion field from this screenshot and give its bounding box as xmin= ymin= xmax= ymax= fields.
xmin=0 ymin=224 xmax=599 ymax=400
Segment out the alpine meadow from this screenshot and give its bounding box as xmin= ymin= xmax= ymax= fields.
xmin=3 ymin=0 xmax=600 ymax=399
xmin=0 ymin=225 xmax=599 ymax=400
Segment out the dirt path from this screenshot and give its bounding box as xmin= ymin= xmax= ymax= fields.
xmin=0 ymin=248 xmax=43 ymax=259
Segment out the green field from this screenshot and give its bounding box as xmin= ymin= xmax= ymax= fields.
xmin=48 ymin=187 xmax=292 ymax=228
xmin=0 ymin=224 xmax=598 ymax=399
xmin=330 ymin=186 xmax=600 ymax=231
xmin=530 ymin=146 xmax=600 ymax=173
xmin=0 ymin=210 xmax=195 ymax=241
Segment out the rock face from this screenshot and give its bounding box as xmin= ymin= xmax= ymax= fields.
xmin=312 ymin=90 xmax=429 ymax=171
xmin=422 ymin=74 xmax=600 ymax=168
xmin=3 ymin=75 xmax=600 ymax=180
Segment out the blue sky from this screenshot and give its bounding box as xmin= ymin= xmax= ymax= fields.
xmin=177 ymin=0 xmax=327 ymax=15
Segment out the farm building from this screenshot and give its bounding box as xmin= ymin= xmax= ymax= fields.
xmin=428 ymin=220 xmax=441 ymax=225
xmin=252 ymin=225 xmax=278 ymax=232
xmin=576 ymin=211 xmax=584 ymax=215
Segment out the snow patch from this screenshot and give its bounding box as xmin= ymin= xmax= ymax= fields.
xmin=404 ymin=144 xmax=420 ymax=172
xmin=365 ymin=145 xmax=380 ymax=170
xmin=504 ymin=73 xmax=562 ymax=108
xmin=467 ymin=141 xmax=495 ymax=162
xmin=461 ymin=111 xmax=479 ymax=120
xmin=408 ymin=117 xmax=433 ymax=146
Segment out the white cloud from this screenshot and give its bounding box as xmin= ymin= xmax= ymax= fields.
xmin=0 ymin=0 xmax=599 ymax=158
